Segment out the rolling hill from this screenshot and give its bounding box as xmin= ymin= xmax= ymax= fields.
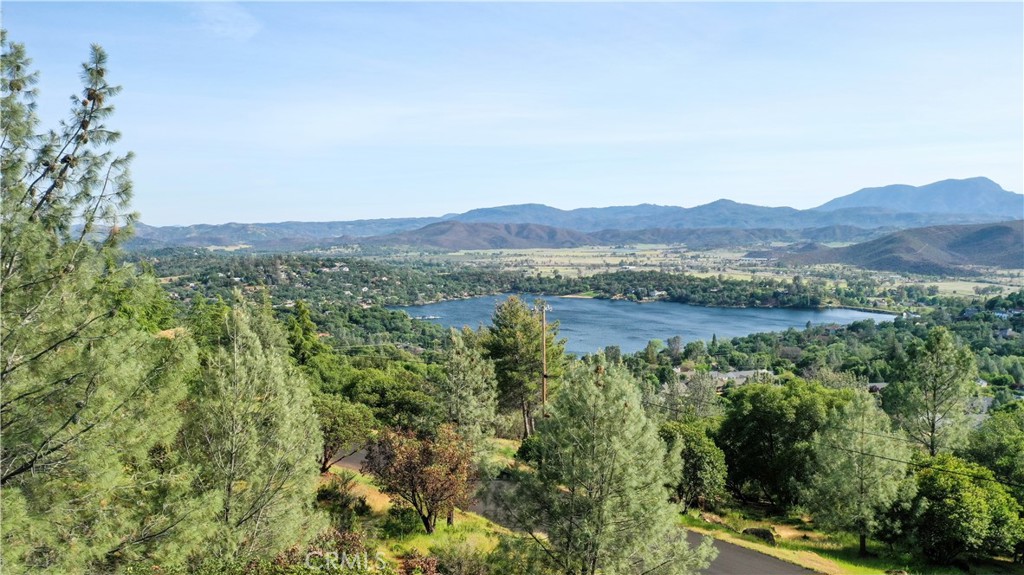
xmin=787 ymin=220 xmax=1024 ymax=276
xmin=370 ymin=221 xmax=595 ymax=250
xmin=132 ymin=216 xmax=442 ymax=246
xmin=358 ymin=223 xmax=886 ymax=251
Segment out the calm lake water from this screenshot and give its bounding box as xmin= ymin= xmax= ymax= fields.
xmin=396 ymin=294 xmax=893 ymax=356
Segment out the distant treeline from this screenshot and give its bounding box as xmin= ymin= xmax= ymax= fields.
xmin=134 ymin=250 xmax=904 ymax=311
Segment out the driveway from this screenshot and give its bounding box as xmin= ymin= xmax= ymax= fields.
xmin=687 ymin=531 xmax=817 ymax=575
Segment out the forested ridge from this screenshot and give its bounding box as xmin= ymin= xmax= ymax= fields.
xmin=3 ymin=35 xmax=1024 ymax=575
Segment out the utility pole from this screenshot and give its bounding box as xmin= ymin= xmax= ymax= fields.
xmin=532 ymin=299 xmax=551 ymax=418
xmin=541 ymin=304 xmax=548 ymax=417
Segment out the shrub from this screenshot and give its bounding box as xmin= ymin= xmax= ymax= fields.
xmin=317 ymin=472 xmax=371 ymax=531
xmin=381 ymin=506 xmax=423 ymax=539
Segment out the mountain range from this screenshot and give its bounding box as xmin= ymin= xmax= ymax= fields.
xmin=357 ymin=222 xmax=886 ymax=251
xmin=132 ymin=177 xmax=1022 ymax=255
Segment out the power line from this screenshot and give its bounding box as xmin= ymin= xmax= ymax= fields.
xmin=827 ymin=424 xmax=923 ymax=446
xmin=641 ymin=397 xmax=1024 ymax=490
xmin=640 ymin=395 xmax=720 ymax=415
xmin=809 ymin=438 xmax=1024 ymax=490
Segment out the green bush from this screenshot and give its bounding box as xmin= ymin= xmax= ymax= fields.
xmin=381 ymin=506 xmax=424 ymax=538
xmin=317 ymin=472 xmax=371 ymax=531
xmin=430 ymin=542 xmax=490 ymax=575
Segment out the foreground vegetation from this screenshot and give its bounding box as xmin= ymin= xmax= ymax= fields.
xmin=3 ymin=34 xmax=1024 ymax=575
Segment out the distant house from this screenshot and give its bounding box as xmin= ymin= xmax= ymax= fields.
xmin=968 ymin=397 xmax=996 ymax=428
xmin=707 ymin=369 xmax=772 ymax=389
xmin=821 ymin=323 xmax=842 ymax=335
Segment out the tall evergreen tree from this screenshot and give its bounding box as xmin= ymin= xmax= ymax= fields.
xmin=503 ymin=361 xmax=717 ymax=575
xmin=802 ymin=391 xmax=914 ymax=556
xmin=182 ymin=296 xmax=323 ymax=559
xmin=883 ymin=327 xmax=977 ymax=456
xmin=436 ymin=328 xmax=498 ymax=449
xmin=657 ymin=371 xmax=720 ymax=421
xmin=1 ymin=34 xmax=203 ymax=573
xmin=287 ymin=299 xmax=331 ymax=366
xmin=482 ymin=296 xmax=564 ymax=438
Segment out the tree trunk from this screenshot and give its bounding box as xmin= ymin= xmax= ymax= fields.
xmin=859 ymin=532 xmax=867 ymax=557
xmin=521 ymin=399 xmax=532 ymax=439
xmin=420 ymin=512 xmax=435 ymax=534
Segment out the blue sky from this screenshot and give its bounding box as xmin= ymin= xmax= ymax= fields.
xmin=4 ymin=2 xmax=1022 ymax=226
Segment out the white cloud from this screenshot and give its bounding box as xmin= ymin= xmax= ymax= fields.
xmin=194 ymin=3 xmax=261 ymax=42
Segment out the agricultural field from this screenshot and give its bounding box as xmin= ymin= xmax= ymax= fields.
xmin=398 ymin=244 xmax=1024 ymax=298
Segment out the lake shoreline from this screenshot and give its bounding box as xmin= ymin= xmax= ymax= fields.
xmin=394 ymin=294 xmax=894 ymax=355
xmin=553 ymin=293 xmax=899 ymax=316
xmin=407 ymin=291 xmax=900 ymax=316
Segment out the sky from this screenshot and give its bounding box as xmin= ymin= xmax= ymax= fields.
xmin=3 ymin=2 xmax=1022 ymax=226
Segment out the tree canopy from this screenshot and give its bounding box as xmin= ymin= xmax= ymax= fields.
xmin=503 ymin=361 xmax=717 ymax=575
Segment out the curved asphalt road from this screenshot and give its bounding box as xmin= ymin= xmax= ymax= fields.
xmin=687 ymin=531 xmax=817 ymax=575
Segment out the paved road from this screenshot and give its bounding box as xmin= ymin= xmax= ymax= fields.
xmin=687 ymin=531 xmax=817 ymax=575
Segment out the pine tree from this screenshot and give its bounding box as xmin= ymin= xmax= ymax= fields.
xmin=883 ymin=327 xmax=977 ymax=456
xmin=657 ymin=371 xmax=720 ymax=421
xmin=482 ymin=296 xmax=564 ymax=438
xmin=802 ymin=391 xmax=914 ymax=556
xmin=503 ymin=361 xmax=717 ymax=575
xmin=436 ymin=328 xmax=498 ymax=449
xmin=182 ymin=296 xmax=323 ymax=559
xmin=288 ymin=299 xmax=331 ymax=366
xmin=1 ymin=34 xmax=203 ymax=573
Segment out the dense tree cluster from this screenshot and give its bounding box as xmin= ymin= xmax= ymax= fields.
xmin=139 ymin=251 xmax=881 ymax=312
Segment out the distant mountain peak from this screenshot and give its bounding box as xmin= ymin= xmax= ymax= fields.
xmin=814 ymin=177 xmax=1021 ymax=216
xmin=701 ymin=198 xmax=741 ymax=207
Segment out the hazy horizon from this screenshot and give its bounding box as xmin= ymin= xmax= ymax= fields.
xmin=6 ymin=2 xmax=1022 ymax=226
xmin=134 ymin=175 xmax=1021 ymax=228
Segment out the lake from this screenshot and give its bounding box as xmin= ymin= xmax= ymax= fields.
xmin=395 ymin=294 xmax=893 ymax=356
